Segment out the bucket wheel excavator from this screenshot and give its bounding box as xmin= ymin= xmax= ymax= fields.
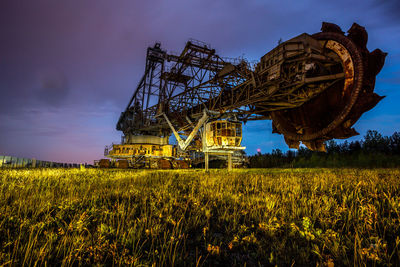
xmin=102 ymin=22 xmax=386 ymax=169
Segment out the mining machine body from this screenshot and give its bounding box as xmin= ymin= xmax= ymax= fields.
xmin=104 ymin=22 xmax=386 ymax=169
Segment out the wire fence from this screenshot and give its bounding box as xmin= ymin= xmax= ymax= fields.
xmin=0 ymin=155 xmax=81 ymax=168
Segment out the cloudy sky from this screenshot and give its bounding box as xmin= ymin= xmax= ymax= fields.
xmin=1 ymin=0 xmax=399 ymax=163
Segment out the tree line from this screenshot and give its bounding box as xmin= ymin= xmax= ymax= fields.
xmin=249 ymin=130 xmax=400 ymax=168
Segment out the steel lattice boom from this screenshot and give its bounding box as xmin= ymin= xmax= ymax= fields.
xmin=115 ymin=22 xmax=386 ymax=153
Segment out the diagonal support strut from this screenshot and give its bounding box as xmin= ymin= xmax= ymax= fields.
xmin=162 ymin=110 xmax=210 ymax=151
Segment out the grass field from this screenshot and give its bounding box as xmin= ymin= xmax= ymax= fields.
xmin=0 ymin=168 xmax=399 ymax=266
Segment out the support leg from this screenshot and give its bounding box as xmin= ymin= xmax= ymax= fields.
xmin=228 ymin=153 xmax=232 ymax=171
xmin=205 ymin=152 xmax=209 ymax=171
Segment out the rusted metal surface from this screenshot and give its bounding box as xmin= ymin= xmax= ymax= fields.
xmin=115 ymin=160 xmax=129 ymax=169
xmin=99 ymin=159 xmax=111 ymax=168
xmin=114 ymin=22 xmax=386 ymax=154
xmin=270 ymin=23 xmax=386 ymax=150
xmin=325 ymin=40 xmax=354 ymax=97
xmin=160 ymin=159 xmax=172 ymax=169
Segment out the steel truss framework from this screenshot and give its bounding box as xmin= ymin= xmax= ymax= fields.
xmin=116 ymin=22 xmax=386 ymax=151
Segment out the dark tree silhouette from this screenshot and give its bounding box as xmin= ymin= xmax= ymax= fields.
xmin=249 ymin=130 xmax=400 ymax=168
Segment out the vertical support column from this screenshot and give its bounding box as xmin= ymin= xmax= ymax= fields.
xmin=228 ymin=153 xmax=232 ymax=171
xmin=32 ymin=158 xmax=36 ymax=168
xmin=205 ymin=152 xmax=209 ymax=171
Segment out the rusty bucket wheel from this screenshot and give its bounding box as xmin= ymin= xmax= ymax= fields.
xmin=270 ymin=28 xmax=365 ymax=150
